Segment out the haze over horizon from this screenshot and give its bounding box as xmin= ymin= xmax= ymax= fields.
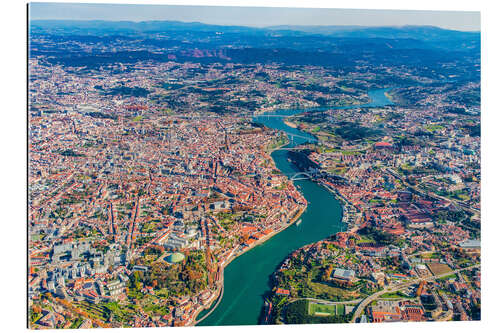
xmin=29 ymin=2 xmax=480 ymax=32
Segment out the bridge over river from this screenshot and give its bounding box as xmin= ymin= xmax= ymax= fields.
xmin=197 ymin=88 xmax=394 ymax=326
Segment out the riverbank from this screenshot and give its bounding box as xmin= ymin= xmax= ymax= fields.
xmin=252 ymin=96 xmax=372 ymax=117
xmin=191 ymin=204 xmax=307 ymax=325
xmin=384 ymin=90 xmax=395 ymax=103
xmin=196 ymin=90 xmax=393 ymax=326
xmin=190 ymin=270 xmax=224 ymax=325
xmin=191 ymin=140 xmax=307 ymax=325
xmin=318 ymin=179 xmax=361 ymax=233
xmin=283 ymin=120 xmax=297 ymax=128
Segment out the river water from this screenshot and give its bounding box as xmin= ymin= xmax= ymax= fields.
xmin=197 ymin=88 xmax=393 ymax=326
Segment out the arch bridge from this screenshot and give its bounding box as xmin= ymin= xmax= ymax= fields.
xmin=288 ymin=171 xmax=316 ymax=181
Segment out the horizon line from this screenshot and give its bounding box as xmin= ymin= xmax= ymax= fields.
xmin=28 ymin=19 xmax=480 ymax=33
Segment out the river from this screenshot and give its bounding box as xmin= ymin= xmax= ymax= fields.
xmin=197 ymin=88 xmax=394 ymax=326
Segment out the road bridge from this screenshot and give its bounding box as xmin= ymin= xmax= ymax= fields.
xmin=272 ymin=147 xmax=309 ymax=151
xmin=280 ymin=132 xmax=316 ymax=142
xmin=253 ymin=114 xmax=289 ymax=118
xmin=289 ymin=172 xmax=314 ymax=181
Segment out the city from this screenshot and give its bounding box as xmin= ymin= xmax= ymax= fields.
xmin=27 ymin=5 xmax=480 ymax=329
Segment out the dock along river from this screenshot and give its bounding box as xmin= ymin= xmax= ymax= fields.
xmin=197 ymin=88 xmax=393 ymax=326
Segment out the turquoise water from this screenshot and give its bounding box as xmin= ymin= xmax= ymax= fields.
xmin=197 ymin=88 xmax=393 ymax=326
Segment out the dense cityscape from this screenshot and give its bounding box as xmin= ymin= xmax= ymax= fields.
xmin=28 ymin=16 xmax=480 ymax=329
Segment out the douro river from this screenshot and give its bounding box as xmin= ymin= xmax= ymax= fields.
xmin=197 ymin=88 xmax=393 ymax=326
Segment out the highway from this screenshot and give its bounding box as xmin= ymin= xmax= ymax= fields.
xmin=289 ymin=297 xmax=363 ymax=306
xmin=350 ymin=263 xmax=480 ymax=323
xmin=192 ymin=269 xmax=225 ymax=325
xmin=273 ymin=147 xmax=310 ymax=151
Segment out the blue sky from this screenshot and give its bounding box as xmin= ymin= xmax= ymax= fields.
xmin=29 ymin=2 xmax=480 ymax=31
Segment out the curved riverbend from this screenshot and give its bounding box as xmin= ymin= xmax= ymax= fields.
xmin=197 ymin=88 xmax=393 ymax=326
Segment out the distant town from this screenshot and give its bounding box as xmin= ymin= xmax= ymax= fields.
xmin=28 ymin=18 xmax=480 ymax=329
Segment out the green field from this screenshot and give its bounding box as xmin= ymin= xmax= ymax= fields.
xmin=308 ymin=302 xmax=345 ymax=316
xmin=437 ymin=273 xmax=458 ymax=281
xmin=308 ymin=281 xmax=352 ymax=299
xmin=427 ymin=263 xmax=452 ymax=276
xmin=380 ymin=291 xmax=414 ymax=299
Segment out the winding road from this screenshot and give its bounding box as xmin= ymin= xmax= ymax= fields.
xmin=350 ymin=263 xmax=480 ymax=323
